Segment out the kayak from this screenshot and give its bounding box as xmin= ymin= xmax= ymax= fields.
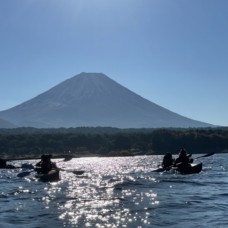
xmin=35 ymin=169 xmax=60 ymax=182
xmin=152 ymin=163 xmax=203 ymax=175
xmin=176 ymin=163 xmax=202 ymax=175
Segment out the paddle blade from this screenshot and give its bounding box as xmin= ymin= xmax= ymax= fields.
xmin=21 ymin=163 xmax=34 ymax=169
xmin=72 ymin=170 xmax=85 ymax=175
xmin=203 ymin=152 xmax=215 ymax=157
xmin=17 ymin=171 xmax=33 ymax=178
xmin=195 ymin=152 xmax=215 ymax=159
xmin=63 ymin=156 xmax=73 ymax=162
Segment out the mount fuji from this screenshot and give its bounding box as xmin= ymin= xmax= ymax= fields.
xmin=0 ymin=118 xmax=16 ymax=128
xmin=0 ymin=72 xmax=213 ymax=128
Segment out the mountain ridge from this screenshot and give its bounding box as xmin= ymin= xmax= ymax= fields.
xmin=0 ymin=72 xmax=213 ymax=128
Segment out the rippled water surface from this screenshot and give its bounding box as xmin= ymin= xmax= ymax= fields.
xmin=0 ymin=154 xmax=227 ymax=227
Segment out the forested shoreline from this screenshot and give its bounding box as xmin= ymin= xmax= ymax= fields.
xmin=0 ymin=127 xmax=228 ymax=159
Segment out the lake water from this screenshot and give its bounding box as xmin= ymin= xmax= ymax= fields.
xmin=0 ymin=154 xmax=227 ymax=228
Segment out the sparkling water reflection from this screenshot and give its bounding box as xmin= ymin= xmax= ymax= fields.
xmin=57 ymin=156 xmax=159 ymax=227
xmin=0 ymin=154 xmax=227 ymax=227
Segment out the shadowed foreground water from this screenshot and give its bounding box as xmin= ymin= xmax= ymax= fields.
xmin=0 ymin=154 xmax=227 ymax=227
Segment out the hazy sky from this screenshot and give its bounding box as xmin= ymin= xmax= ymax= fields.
xmin=0 ymin=0 xmax=228 ymax=126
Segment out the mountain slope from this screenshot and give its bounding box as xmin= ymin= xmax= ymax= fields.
xmin=0 ymin=118 xmax=17 ymax=128
xmin=0 ymin=72 xmax=213 ymax=128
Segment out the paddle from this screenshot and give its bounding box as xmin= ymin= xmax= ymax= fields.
xmin=17 ymin=170 xmax=35 ymax=177
xmin=58 ymin=168 xmax=85 ymax=175
xmin=193 ymin=152 xmax=214 ymax=160
xmin=21 ymin=163 xmax=35 ymax=169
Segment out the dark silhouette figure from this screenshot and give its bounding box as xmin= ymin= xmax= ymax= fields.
xmin=35 ymin=155 xmax=57 ymax=174
xmin=162 ymin=152 xmax=174 ymax=169
xmin=174 ymin=148 xmax=193 ymax=167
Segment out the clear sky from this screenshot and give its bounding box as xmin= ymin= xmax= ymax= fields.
xmin=0 ymin=0 xmax=228 ymax=126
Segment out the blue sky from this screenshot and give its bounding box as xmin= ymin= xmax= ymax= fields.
xmin=0 ymin=0 xmax=228 ymax=126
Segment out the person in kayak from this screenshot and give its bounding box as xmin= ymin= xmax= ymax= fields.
xmin=35 ymin=154 xmax=57 ymax=174
xmin=162 ymin=152 xmax=174 ymax=169
xmin=173 ymin=148 xmax=193 ymax=167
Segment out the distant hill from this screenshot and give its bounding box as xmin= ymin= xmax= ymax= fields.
xmin=0 ymin=118 xmax=16 ymax=128
xmin=0 ymin=72 xmax=213 ymax=128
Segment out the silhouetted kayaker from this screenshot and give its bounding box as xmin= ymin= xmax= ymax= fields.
xmin=174 ymin=148 xmax=193 ymax=167
xmin=35 ymin=154 xmax=57 ymax=174
xmin=162 ymin=152 xmax=174 ymax=169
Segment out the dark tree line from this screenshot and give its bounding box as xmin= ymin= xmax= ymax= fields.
xmin=0 ymin=127 xmax=228 ymax=159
